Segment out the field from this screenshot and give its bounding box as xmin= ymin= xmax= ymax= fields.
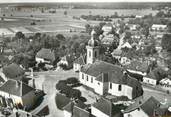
xmin=0 ymin=8 xmax=158 ymax=37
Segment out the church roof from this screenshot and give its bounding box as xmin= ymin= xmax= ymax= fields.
xmin=81 ymin=60 xmax=123 ymax=78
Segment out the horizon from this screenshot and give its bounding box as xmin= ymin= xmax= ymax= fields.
xmin=1 ymin=0 xmax=171 ymax=3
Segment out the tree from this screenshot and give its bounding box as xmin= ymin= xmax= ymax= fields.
xmin=141 ymin=25 xmax=150 ymax=39
xmin=64 ymin=10 xmax=67 ymax=16
xmin=167 ymin=22 xmax=171 ymax=33
xmin=161 ymin=34 xmax=171 ymax=52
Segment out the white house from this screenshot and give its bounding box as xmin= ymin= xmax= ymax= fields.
xmin=36 ymin=48 xmax=55 ymax=64
xmin=73 ymin=54 xmax=86 ymax=72
xmin=102 ymin=24 xmax=113 ymax=35
xmin=160 ymin=77 xmax=171 ymax=86
xmin=0 ymin=79 xmax=36 ymax=109
xmin=121 ymin=42 xmax=132 ymax=49
xmin=151 ymin=24 xmax=167 ymax=31
xmin=123 ymin=97 xmax=161 ymax=117
xmin=79 ymin=30 xmax=143 ymax=99
xmin=143 ymin=71 xmax=157 ymax=85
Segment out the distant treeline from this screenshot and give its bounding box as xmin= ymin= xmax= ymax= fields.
xmin=1 ymin=2 xmax=171 ymax=10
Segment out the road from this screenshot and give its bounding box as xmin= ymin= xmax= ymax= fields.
xmin=32 ymin=69 xmax=79 ymax=117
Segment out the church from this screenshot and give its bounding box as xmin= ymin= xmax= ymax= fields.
xmin=77 ymin=30 xmax=143 ymax=99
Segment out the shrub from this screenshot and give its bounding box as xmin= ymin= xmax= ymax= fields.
xmin=68 ymin=89 xmax=81 ymax=99
xmin=56 ymin=80 xmax=67 ymax=90
xmin=66 ymin=77 xmax=79 ymax=85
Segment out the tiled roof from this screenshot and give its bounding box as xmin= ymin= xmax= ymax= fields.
xmin=74 ymin=54 xmax=86 ymax=65
xmin=112 ymin=49 xmax=122 ymax=56
xmin=124 ymin=96 xmax=160 ymax=116
xmin=2 ymin=63 xmax=24 ymax=79
xmin=92 ymin=98 xmax=122 ymax=117
xmin=36 ymin=48 xmax=55 ymax=62
xmin=81 ymin=60 xmax=123 ymax=78
xmin=0 ymin=80 xmax=35 ymax=97
xmin=124 ymin=60 xmax=148 ymax=73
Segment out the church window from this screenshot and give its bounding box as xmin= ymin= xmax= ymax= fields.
xmin=118 ymin=84 xmax=122 ymax=91
xmin=110 ymin=83 xmax=112 ymax=89
xmin=89 ymin=51 xmax=91 ymax=57
xmin=82 ymin=74 xmax=84 ymax=79
xmin=91 ymin=77 xmax=93 ymax=83
xmin=87 ymin=76 xmax=88 ymax=81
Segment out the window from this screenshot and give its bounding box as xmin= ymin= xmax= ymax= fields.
xmin=95 ymin=51 xmax=97 ymax=58
xmin=87 ymin=76 xmax=88 ymax=81
xmin=82 ymin=74 xmax=84 ymax=79
xmin=98 ymin=82 xmax=100 ymax=85
xmin=118 ymin=85 xmax=122 ymax=91
xmin=91 ymin=77 xmax=93 ymax=83
xmin=89 ymin=51 xmax=91 ymax=57
xmin=110 ymin=83 xmax=112 ymax=89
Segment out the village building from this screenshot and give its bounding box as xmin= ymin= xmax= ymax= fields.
xmin=102 ymin=23 xmax=113 ymax=35
xmin=63 ymin=100 xmax=94 ymax=117
xmin=124 ymin=60 xmax=149 ymax=76
xmin=36 ymin=48 xmax=55 ymax=64
xmin=73 ymin=54 xmax=86 ymax=72
xmin=91 ymin=98 xmax=123 ymax=117
xmin=123 ymin=96 xmax=169 ymax=117
xmin=121 ymin=42 xmax=132 ymax=49
xmin=151 ymin=24 xmax=167 ymax=31
xmin=160 ymin=76 xmax=171 ymax=86
xmin=112 ymin=48 xmax=123 ymax=59
xmin=0 ymin=79 xmax=36 ymax=109
xmin=58 ymin=55 xmax=75 ymax=69
xmin=1 ymin=63 xmax=25 ymax=82
xmin=79 ymin=30 xmax=143 ymax=99
xmin=143 ymin=70 xmax=158 ymax=85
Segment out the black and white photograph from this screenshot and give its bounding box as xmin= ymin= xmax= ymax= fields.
xmin=0 ymin=0 xmax=171 ymax=116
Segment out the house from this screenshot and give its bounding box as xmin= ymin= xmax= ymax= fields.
xmin=125 ymin=24 xmax=137 ymax=31
xmin=91 ymin=98 xmax=123 ymax=117
xmin=1 ymin=63 xmax=25 ymax=82
xmin=121 ymin=42 xmax=132 ymax=49
xmin=143 ymin=71 xmax=157 ymax=85
xmin=63 ymin=100 xmax=94 ymax=117
xmin=124 ymin=60 xmax=149 ymax=76
xmin=0 ymin=55 xmax=9 ymax=68
xmin=0 ymin=79 xmax=36 ymax=109
xmin=159 ymin=76 xmax=171 ymax=86
xmin=101 ymin=34 xmax=119 ymax=46
xmin=112 ymin=49 xmax=123 ymax=59
xmin=73 ymin=54 xmax=86 ymax=72
xmin=123 ymin=96 xmax=161 ymax=117
xmin=102 ymin=24 xmax=113 ymax=35
xmin=151 ymin=24 xmax=167 ymax=31
xmin=79 ymin=30 xmax=143 ymax=99
xmin=36 ymin=48 xmax=55 ymax=64
xmin=58 ymin=55 xmax=75 ymax=69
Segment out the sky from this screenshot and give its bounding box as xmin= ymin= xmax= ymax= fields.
xmin=0 ymin=0 xmax=171 ymax=3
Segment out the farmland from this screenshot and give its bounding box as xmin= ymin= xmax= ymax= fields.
xmin=0 ymin=8 xmax=158 ymax=37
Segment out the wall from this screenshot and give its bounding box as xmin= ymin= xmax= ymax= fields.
xmin=124 ymin=108 xmax=148 ymax=117
xmin=143 ymin=77 xmax=157 ymax=85
xmin=0 ymin=91 xmax=23 ymax=105
xmin=79 ymin=72 xmax=104 ymax=95
xmin=108 ymin=83 xmax=133 ymax=99
xmin=22 ymin=90 xmax=36 ymax=109
xmin=91 ymin=106 xmax=109 ymax=117
xmin=73 ymin=63 xmax=80 ymax=72
xmin=63 ymin=110 xmax=72 ymax=117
